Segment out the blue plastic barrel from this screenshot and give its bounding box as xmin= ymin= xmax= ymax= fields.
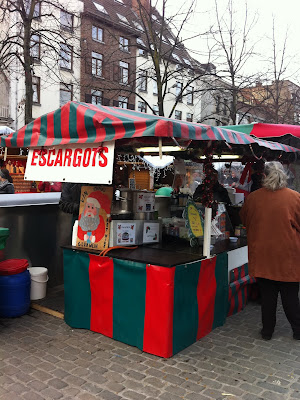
xmin=0 ymin=270 xmax=31 ymax=317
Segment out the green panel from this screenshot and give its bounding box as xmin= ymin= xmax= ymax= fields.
xmin=0 ymin=228 xmax=9 ymax=250
xmin=52 ymin=108 xmax=62 ymax=145
xmin=63 ymin=249 xmax=91 ymax=329
xmin=221 ymin=123 xmax=254 ymax=135
xmin=84 ymin=108 xmax=98 ymax=142
xmin=69 ymin=102 xmax=78 ymax=142
xmin=173 ymin=261 xmax=200 ymax=355
xmin=213 ymin=253 xmax=229 ymax=329
xmin=37 ymin=114 xmax=48 ymax=146
xmin=113 ymin=258 xmax=147 ymax=350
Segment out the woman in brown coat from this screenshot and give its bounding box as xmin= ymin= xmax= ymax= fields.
xmin=240 ymin=161 xmax=300 ymax=340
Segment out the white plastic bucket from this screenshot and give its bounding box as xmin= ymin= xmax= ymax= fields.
xmin=28 ymin=267 xmax=48 ymax=300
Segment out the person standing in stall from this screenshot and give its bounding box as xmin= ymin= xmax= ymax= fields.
xmin=240 ymin=161 xmax=300 ymax=340
xmin=0 ymin=169 xmax=14 ymax=194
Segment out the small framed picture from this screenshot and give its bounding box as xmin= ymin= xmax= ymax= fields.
xmin=129 ymin=178 xmax=136 ymax=190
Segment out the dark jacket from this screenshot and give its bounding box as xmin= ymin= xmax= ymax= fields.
xmin=193 ymin=182 xmax=231 ymax=205
xmin=59 ymin=183 xmax=83 ymax=216
xmin=0 ymin=181 xmax=14 ymax=194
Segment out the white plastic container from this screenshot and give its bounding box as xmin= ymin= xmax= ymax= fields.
xmin=72 ymin=220 xmax=78 ymax=246
xmin=28 ymin=267 xmax=48 ymax=300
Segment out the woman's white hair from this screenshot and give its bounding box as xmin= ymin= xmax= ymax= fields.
xmin=262 ymin=161 xmax=288 ymax=191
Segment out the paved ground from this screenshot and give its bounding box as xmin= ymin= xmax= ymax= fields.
xmin=1 ymin=293 xmax=300 ymax=400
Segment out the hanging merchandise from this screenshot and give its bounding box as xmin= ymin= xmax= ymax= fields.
xmin=198 ymin=145 xmax=218 ymax=218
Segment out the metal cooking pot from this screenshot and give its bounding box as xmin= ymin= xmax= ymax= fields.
xmin=111 ymin=189 xmax=133 ymax=215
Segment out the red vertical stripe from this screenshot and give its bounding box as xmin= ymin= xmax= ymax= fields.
xmin=16 ymin=125 xmax=27 ymax=147
xmin=237 ymin=276 xmax=248 ymax=312
xmin=154 ymin=120 xmax=171 ymax=137
xmin=76 ymin=105 xmax=88 ymax=144
xmin=60 ymin=102 xmax=71 ymax=145
xmin=196 ymin=257 xmax=217 ymax=340
xmin=179 ymin=122 xmax=189 ymax=139
xmin=44 ymin=112 xmax=55 ymax=146
xmin=228 ymin=286 xmax=235 ymax=316
xmin=88 ymin=254 xmax=114 ymax=337
xmin=143 ymin=265 xmax=175 ymax=358
xmin=132 ymin=120 xmax=147 ymax=138
xmin=30 ymin=116 xmax=42 ymax=147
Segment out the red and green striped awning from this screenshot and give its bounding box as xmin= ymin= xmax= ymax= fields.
xmin=2 ymin=101 xmax=299 ymax=152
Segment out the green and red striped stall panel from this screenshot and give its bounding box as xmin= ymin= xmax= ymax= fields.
xmin=63 ymin=249 xmax=228 ymax=358
xmin=227 ymin=263 xmax=256 ymax=317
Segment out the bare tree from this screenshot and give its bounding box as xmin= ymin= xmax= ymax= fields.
xmin=250 ymin=21 xmax=300 ymax=124
xmin=0 ymin=0 xmax=82 ymax=124
xmin=206 ymin=0 xmax=260 ymax=124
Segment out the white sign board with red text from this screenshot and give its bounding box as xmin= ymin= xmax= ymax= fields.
xmin=25 ymin=142 xmax=115 ymax=184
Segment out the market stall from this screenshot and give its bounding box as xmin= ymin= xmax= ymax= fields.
xmin=2 ymin=101 xmax=299 ymax=357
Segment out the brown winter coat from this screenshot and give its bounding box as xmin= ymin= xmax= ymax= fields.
xmin=240 ymin=187 xmax=300 ymax=282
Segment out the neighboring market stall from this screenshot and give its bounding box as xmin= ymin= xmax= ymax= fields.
xmin=2 ymin=101 xmax=299 ymax=357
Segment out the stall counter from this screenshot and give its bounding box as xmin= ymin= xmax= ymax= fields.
xmin=63 ymin=238 xmax=252 ymax=358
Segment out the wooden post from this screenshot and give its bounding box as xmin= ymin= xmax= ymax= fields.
xmin=158 ymin=138 xmax=162 ymax=159
xmin=203 ymin=207 xmax=212 ymax=258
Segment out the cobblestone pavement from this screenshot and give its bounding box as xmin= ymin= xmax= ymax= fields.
xmin=1 ymin=300 xmax=300 ymax=400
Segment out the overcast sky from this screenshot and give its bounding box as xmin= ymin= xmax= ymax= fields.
xmin=159 ymin=0 xmax=300 ymax=82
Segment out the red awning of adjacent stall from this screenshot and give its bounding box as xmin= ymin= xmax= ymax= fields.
xmin=1 ymin=102 xmax=299 ymax=153
xmin=222 ymin=122 xmax=300 ymax=139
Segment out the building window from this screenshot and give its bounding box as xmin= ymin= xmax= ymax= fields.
xmin=138 ymin=101 xmax=147 ymax=113
xmin=60 ymin=83 xmax=73 ymax=107
xmin=133 ymin=21 xmax=143 ymax=30
xmin=138 ymin=48 xmax=147 ymax=57
xmin=92 ymin=26 xmax=103 ymax=42
xmin=91 ymin=89 xmax=103 ymax=105
xmin=186 ymin=112 xmax=193 ymax=122
xmin=175 ymin=110 xmax=182 ymax=120
xmin=137 ymin=37 xmax=145 ymax=46
xmin=138 ymin=70 xmax=147 ymax=92
xmin=117 ymin=13 xmax=129 ymax=24
xmin=120 ymin=61 xmax=129 ymax=84
xmin=118 ymin=96 xmax=128 ymax=109
xmin=93 ymin=2 xmax=108 ymax=14
xmin=176 ymin=82 xmax=183 ymax=102
xmin=119 ymin=36 xmax=129 ymax=52
xmin=59 ymin=43 xmax=73 ymax=70
xmin=153 ymin=80 xmax=158 ymax=95
xmin=32 ymin=76 xmax=40 ymax=104
xmin=187 ymin=86 xmax=194 ymax=105
xmin=92 ymin=52 xmax=103 ymax=77
xmin=60 ymin=10 xmax=73 ymax=31
xmin=30 ymin=34 xmax=40 ymax=62
xmin=153 ymin=104 xmax=159 ymax=115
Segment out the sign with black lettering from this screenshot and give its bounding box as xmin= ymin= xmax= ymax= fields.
xmin=25 ymin=142 xmax=115 ymax=184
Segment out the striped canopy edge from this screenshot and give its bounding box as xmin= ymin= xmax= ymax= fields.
xmin=1 ymin=101 xmax=299 ymax=153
